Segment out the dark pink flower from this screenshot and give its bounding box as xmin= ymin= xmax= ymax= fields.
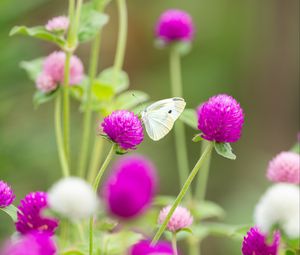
xmin=0 ymin=180 xmax=15 ymax=208
xmin=15 ymin=192 xmax=58 ymax=235
xmin=2 ymin=232 xmax=56 ymax=255
xmin=156 ymin=9 xmax=194 ymax=43
xmin=267 ymin=151 xmax=300 ymax=184
xmin=197 ymin=94 xmax=244 ymax=143
xmin=101 ymin=110 xmax=144 ymax=150
xmin=103 ymin=155 xmax=157 ymax=219
xmin=130 ymin=240 xmax=173 ymax=255
xmin=242 ymin=227 xmax=280 ymax=255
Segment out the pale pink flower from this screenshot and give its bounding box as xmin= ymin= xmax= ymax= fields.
xmin=43 ymin=51 xmax=84 ymax=85
xmin=36 ymin=73 xmax=57 ymax=93
xmin=267 ymin=151 xmax=300 ymax=184
xmin=158 ymin=205 xmax=193 ymax=232
xmin=45 ymin=16 xmax=69 ymax=32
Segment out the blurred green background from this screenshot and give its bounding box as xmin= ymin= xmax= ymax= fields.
xmin=0 ymin=0 xmax=299 ymax=254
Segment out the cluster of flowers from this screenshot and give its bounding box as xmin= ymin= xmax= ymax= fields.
xmin=242 ymin=145 xmax=299 ymax=254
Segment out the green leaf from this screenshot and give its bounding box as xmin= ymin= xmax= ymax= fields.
xmin=0 ymin=204 xmax=18 ymax=222
xmin=78 ymin=3 xmax=109 ymax=43
xmin=92 ymin=81 xmax=115 ymax=101
xmin=214 ymin=142 xmax=236 ymax=160
xmin=192 ymin=134 xmax=203 ymax=143
xmin=114 ymin=90 xmax=149 ymax=110
xmin=191 ymin=200 xmax=225 ymax=220
xmin=20 ymin=58 xmax=43 ymax=81
xmin=61 ymin=251 xmax=85 ymax=255
xmin=69 ymin=84 xmax=85 ymax=101
xmin=178 ymin=227 xmax=193 ymax=235
xmin=10 ymin=26 xmax=65 ymax=47
xmin=285 ymin=250 xmax=297 ymax=255
xmin=97 ymin=67 xmax=129 ymax=93
xmin=290 ymin=143 xmax=300 ymax=154
xmin=180 ymin=108 xmax=198 ymax=129
xmin=33 ymin=89 xmax=60 ymax=108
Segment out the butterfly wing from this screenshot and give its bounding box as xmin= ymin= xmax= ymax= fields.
xmin=142 ymin=98 xmax=186 ymax=141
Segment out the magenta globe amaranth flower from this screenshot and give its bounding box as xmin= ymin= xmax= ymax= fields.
xmin=242 ymin=227 xmax=280 ymax=255
xmin=103 ymin=155 xmax=157 ymax=219
xmin=197 ymin=94 xmax=244 ymax=143
xmin=15 ymin=192 xmax=58 ymax=235
xmin=0 ymin=180 xmax=15 ymax=208
xmin=158 ymin=205 xmax=193 ymax=232
xmin=101 ymin=110 xmax=144 ymax=150
xmin=130 ymin=240 xmax=173 ymax=255
xmin=43 ymin=51 xmax=84 ymax=85
xmin=267 ymin=151 xmax=300 ymax=184
xmin=46 ymin=16 xmax=69 ymax=32
xmin=2 ymin=232 xmax=56 ymax=255
xmin=156 ymin=9 xmax=194 ymax=43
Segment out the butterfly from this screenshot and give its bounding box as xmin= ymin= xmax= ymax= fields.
xmin=141 ymin=97 xmax=186 ymax=141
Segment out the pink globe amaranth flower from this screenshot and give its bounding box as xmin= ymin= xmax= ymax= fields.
xmin=15 ymin=192 xmax=59 ymax=235
xmin=43 ymin=51 xmax=84 ymax=85
xmin=267 ymin=151 xmax=300 ymax=184
xmin=45 ymin=16 xmax=69 ymax=32
xmin=242 ymin=227 xmax=280 ymax=255
xmin=130 ymin=240 xmax=173 ymax=255
xmin=103 ymin=155 xmax=157 ymax=219
xmin=197 ymin=94 xmax=244 ymax=143
xmin=0 ymin=181 xmax=15 ymax=208
xmin=158 ymin=205 xmax=193 ymax=232
xmin=101 ymin=110 xmax=144 ymax=150
xmin=155 ymin=9 xmax=194 ymax=43
xmin=2 ymin=232 xmax=56 ymax=255
xmin=36 ymin=73 xmax=57 ymax=93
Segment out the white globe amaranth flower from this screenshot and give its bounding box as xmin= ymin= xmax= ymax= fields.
xmin=48 ymin=177 xmax=98 ymax=220
xmin=254 ymin=183 xmax=299 ymax=238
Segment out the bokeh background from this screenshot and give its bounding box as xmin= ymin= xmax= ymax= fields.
xmin=0 ymin=0 xmax=299 ymax=254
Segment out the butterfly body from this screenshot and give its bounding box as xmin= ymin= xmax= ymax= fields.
xmin=141 ymin=97 xmax=186 ymax=141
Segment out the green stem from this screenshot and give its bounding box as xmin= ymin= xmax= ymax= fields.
xmin=172 ymin=233 xmax=178 ymax=255
xmin=62 ymin=51 xmax=72 ymax=164
xmin=88 ymin=136 xmax=104 ymax=183
xmin=169 ymin=45 xmax=191 ymax=199
xmin=89 ymin=143 xmax=116 ymax=255
xmin=195 ymin=139 xmax=212 ymax=200
xmin=78 ymin=33 xmax=102 ymax=177
xmin=151 ymin=142 xmax=214 ymax=245
xmin=55 ymin=92 xmax=70 ymax=177
xmin=113 ymin=0 xmax=127 ymax=77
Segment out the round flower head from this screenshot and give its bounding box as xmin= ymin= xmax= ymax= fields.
xmin=197 ymin=94 xmax=244 ymax=143
xmin=266 ymin=151 xmax=300 ymax=184
xmin=254 ymin=184 xmax=300 ymax=238
xmin=43 ymin=51 xmax=84 ymax=85
xmin=2 ymin=232 xmax=56 ymax=255
xmin=0 ymin=180 xmax=15 ymax=208
xmin=155 ymin=9 xmax=194 ymax=43
xmin=36 ymin=73 xmax=57 ymax=93
xmin=45 ymin=16 xmax=69 ymax=32
xmin=242 ymin=227 xmax=280 ymax=255
xmin=48 ymin=177 xmax=98 ymax=220
xmin=15 ymin=192 xmax=59 ymax=235
xmin=101 ymin=110 xmax=144 ymax=150
xmin=130 ymin=240 xmax=173 ymax=255
xmin=103 ymin=155 xmax=157 ymax=219
xmin=158 ymin=205 xmax=193 ymax=232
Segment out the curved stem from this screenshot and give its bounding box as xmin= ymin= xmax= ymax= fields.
xmin=113 ymin=0 xmax=127 ymax=77
xmin=54 ymin=92 xmax=70 ymax=177
xmin=89 ymin=143 xmax=116 ymax=255
xmin=195 ymin=139 xmax=212 ymax=200
xmin=151 ymin=142 xmax=214 ymax=245
xmin=88 ymin=136 xmax=104 ymax=183
xmin=170 ymin=46 xmax=191 ymax=199
xmin=78 ymin=33 xmax=101 ymax=177
xmin=172 ymin=233 xmax=178 ymax=255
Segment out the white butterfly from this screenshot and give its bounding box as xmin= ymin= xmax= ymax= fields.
xmin=141 ymin=97 xmax=186 ymax=141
